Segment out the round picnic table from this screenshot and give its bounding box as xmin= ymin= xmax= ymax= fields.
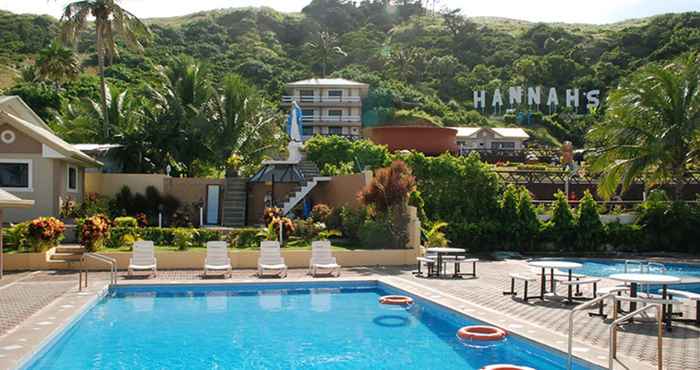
xmin=528 ymin=260 xmax=583 ymax=302
xmin=609 ymin=273 xmax=682 ymax=328
xmin=426 ymin=248 xmax=466 ymax=278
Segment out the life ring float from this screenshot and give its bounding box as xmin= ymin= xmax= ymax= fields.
xmin=480 ymin=365 xmax=534 ymax=370
xmin=457 ymin=325 xmax=507 ymax=341
xmin=378 ymin=295 xmax=414 ymax=305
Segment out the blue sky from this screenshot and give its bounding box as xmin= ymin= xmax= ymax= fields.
xmin=0 ymin=0 xmax=698 ymax=24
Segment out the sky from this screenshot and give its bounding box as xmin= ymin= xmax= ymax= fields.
xmin=0 ymin=0 xmax=698 ymax=24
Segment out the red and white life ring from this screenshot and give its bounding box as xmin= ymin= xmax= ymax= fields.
xmin=378 ymin=295 xmax=414 ymax=305
xmin=480 ymin=365 xmax=535 ymax=370
xmin=457 ymin=325 xmax=508 ymax=341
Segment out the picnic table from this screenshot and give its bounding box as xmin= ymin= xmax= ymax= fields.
xmin=528 ymin=260 xmax=583 ymax=302
xmin=426 ymin=248 xmax=466 ymax=278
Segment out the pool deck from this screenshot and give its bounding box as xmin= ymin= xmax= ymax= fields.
xmin=1 ymin=261 xmax=698 ymax=369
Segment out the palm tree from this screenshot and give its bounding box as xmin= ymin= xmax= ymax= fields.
xmin=207 ymin=74 xmax=284 ymax=171
xmin=58 ymin=0 xmax=151 ymax=137
xmin=588 ymin=52 xmax=700 ymax=199
xmin=35 ymin=43 xmax=81 ymax=87
xmin=305 ymin=31 xmax=347 ymax=77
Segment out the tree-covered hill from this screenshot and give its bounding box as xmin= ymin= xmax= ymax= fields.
xmin=1 ymin=1 xmax=699 ymax=150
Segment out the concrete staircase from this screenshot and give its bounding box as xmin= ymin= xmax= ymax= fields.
xmin=222 ymin=177 xmax=247 ymax=227
xmin=299 ymin=160 xmax=321 ymax=179
xmin=281 ymin=176 xmax=330 ymax=215
xmin=50 ymin=245 xmax=85 ymax=262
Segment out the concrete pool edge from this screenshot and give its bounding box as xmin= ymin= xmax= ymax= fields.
xmin=5 ymin=277 xmax=653 ymax=370
xmin=0 ymin=281 xmax=110 ymax=370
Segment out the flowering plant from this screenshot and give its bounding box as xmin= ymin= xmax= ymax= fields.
xmin=80 ymin=214 xmax=111 ymax=252
xmin=27 ymin=217 xmax=65 ymax=252
xmin=262 ymin=207 xmax=282 ymax=225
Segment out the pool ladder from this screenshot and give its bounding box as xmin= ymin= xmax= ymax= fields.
xmin=78 ymin=253 xmax=117 ymax=291
xmin=567 ymin=294 xmax=666 ymax=370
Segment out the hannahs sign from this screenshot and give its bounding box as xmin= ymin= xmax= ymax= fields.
xmin=473 ymin=87 xmax=601 ymax=113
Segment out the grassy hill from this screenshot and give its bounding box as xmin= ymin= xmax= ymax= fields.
xmin=0 ymin=1 xmax=698 ymax=148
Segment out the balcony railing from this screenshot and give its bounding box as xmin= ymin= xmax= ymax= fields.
xmin=301 ymin=115 xmax=361 ymax=123
xmin=282 ymin=96 xmax=362 ymax=104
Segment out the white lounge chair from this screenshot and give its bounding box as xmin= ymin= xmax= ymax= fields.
xmin=309 ymin=240 xmax=341 ymax=277
xmin=128 ymin=240 xmax=157 ymax=277
xmin=257 ymin=241 xmax=288 ymax=278
xmin=204 ymin=241 xmax=232 ymax=278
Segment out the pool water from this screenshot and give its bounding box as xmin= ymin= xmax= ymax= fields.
xmin=24 ymin=281 xmax=598 ymax=370
xmin=566 ymin=259 xmax=700 ymax=279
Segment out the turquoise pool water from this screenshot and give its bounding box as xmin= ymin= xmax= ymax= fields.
xmin=571 ymin=259 xmax=700 ymax=279
xmin=24 ymin=281 xmax=599 ymax=369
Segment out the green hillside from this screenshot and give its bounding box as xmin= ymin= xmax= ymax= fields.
xmin=1 ymin=1 xmax=699 ymax=152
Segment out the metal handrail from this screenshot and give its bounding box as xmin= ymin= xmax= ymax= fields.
xmin=567 ymin=293 xmax=616 ymax=369
xmin=624 ymin=260 xmax=644 ymax=273
xmin=567 ymin=293 xmax=672 ymax=370
xmin=609 ymin=299 xmax=663 ymax=370
xmin=79 ymin=253 xmax=117 ymax=291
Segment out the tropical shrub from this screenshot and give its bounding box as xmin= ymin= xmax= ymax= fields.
xmin=226 ymin=228 xmax=262 ymax=249
xmin=403 ymin=152 xmax=502 ymax=251
xmin=173 ymin=228 xmax=197 ymax=250
xmin=548 ymin=191 xmax=576 ymax=251
xmin=114 ymin=216 xmax=138 ymax=228
xmin=337 ymin=206 xmax=369 ymax=242
xmin=517 ymin=189 xmax=540 ymax=252
xmin=359 ymin=160 xmax=415 ymax=213
xmin=358 ymin=220 xmax=393 ymax=249
xmin=310 ymin=204 xmax=332 ymax=223
xmin=422 ymin=221 xmax=449 ymax=248
xmin=499 ymin=185 xmax=520 ymax=249
xmin=106 ymin=227 xmax=140 ymax=249
xmin=79 ymin=214 xmax=111 ymax=252
xmin=26 ymin=217 xmax=65 ymax=252
xmin=305 ymin=135 xmax=391 ymax=173
xmin=576 ymin=191 xmax=605 ymax=252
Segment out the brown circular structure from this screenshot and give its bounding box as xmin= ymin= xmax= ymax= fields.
xmin=364 ymin=126 xmax=458 ymax=155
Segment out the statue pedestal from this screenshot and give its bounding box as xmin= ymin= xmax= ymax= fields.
xmin=286 ymin=141 xmax=303 ymax=163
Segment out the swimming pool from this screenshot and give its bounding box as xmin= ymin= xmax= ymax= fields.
xmin=22 ymin=281 xmax=600 ymax=369
xmin=559 ymin=259 xmax=700 ymax=280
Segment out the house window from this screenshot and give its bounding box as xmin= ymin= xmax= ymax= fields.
xmin=67 ymin=165 xmax=78 ymax=192
xmin=328 ymin=126 xmax=343 ymax=135
xmin=302 ymin=126 xmax=314 ymax=136
xmin=0 ymin=160 xmax=31 ymax=191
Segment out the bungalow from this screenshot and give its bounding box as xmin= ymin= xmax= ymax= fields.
xmin=0 ymin=96 xmax=101 ymax=222
xmin=449 ymin=127 xmax=530 ymax=151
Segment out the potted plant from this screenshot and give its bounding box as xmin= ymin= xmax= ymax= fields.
xmin=225 ymin=153 xmax=242 ymax=177
xmin=27 ymin=217 xmax=65 ymax=252
xmin=79 ymin=214 xmax=111 ymax=252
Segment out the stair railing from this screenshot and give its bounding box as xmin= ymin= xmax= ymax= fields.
xmin=79 ymin=253 xmax=117 ymax=291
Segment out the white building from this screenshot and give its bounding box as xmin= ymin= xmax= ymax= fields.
xmin=281 ymin=78 xmax=369 ymax=140
xmin=449 ymin=127 xmax=530 ymax=151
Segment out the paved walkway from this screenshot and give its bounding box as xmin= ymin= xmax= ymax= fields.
xmin=0 ymin=262 xmax=698 ymax=369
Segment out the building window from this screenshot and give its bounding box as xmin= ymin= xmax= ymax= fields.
xmin=302 ymin=126 xmax=314 ymax=136
xmin=327 ymin=90 xmax=343 ymax=102
xmin=328 ymin=109 xmax=342 ymax=122
xmin=299 ymin=89 xmax=315 ymax=102
xmin=328 ymin=126 xmax=343 ymax=135
xmin=492 ymin=142 xmax=515 ymax=149
xmin=67 ymin=165 xmax=78 ymax=192
xmin=301 ymin=109 xmax=315 ymax=122
xmin=0 ymin=160 xmax=31 ymax=191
